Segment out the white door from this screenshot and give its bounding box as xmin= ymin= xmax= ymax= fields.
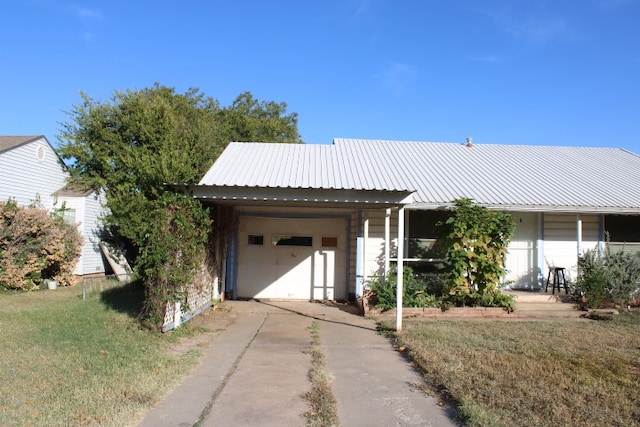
xmin=237 ymin=217 xmax=347 ymax=300
xmin=505 ymin=213 xmax=538 ymax=289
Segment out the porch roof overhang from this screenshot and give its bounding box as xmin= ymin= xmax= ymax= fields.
xmin=185 ymin=184 xmax=415 ymax=209
xmin=407 ymin=202 xmax=640 ymax=215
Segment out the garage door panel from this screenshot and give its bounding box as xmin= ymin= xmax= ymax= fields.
xmin=237 ymin=217 xmax=347 ymax=300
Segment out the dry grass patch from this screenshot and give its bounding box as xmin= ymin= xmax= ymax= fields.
xmin=303 ymin=321 xmax=339 ymax=427
xmin=386 ymin=314 xmax=640 ymax=427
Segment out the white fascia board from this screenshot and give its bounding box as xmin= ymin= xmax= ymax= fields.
xmin=406 ymin=202 xmax=640 ymax=214
xmin=189 ymin=185 xmax=414 ymax=207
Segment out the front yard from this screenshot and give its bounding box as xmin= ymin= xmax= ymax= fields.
xmin=0 ymin=282 xmax=208 ymax=426
xmin=2 ymin=283 xmax=639 ymax=426
xmin=385 ymin=314 xmax=640 ymax=426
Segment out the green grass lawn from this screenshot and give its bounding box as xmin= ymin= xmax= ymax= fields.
xmin=0 ymin=282 xmax=204 ymax=427
xmin=386 ymin=314 xmax=640 ymax=427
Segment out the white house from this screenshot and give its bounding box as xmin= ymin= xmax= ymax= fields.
xmin=189 ymin=138 xmax=640 ymax=302
xmin=0 ymin=135 xmax=108 ymax=277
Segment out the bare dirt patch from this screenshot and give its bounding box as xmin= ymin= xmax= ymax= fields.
xmin=167 ymin=304 xmax=237 ymax=357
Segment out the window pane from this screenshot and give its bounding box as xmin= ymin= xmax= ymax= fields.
xmin=248 ymin=235 xmax=264 ymax=245
xmin=272 ymin=235 xmax=313 ymax=247
xmin=53 ymin=209 xmax=76 ymax=225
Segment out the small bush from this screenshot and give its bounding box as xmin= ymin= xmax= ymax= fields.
xmin=577 ymin=247 xmax=640 ymax=308
xmin=368 ymin=266 xmax=515 ymax=311
xmin=367 ymin=266 xmax=443 ymax=310
xmin=0 ymin=200 xmax=83 ymax=290
xmin=446 ymin=289 xmax=516 ymax=312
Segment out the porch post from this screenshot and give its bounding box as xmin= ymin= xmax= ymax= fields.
xmin=598 ymin=214 xmax=605 ymax=256
xmin=577 ymin=214 xmax=583 ymax=258
xmin=396 ymin=206 xmax=405 ymax=332
xmin=355 ymin=210 xmax=364 ymax=298
xmin=363 ymin=213 xmax=369 ymax=288
xmin=384 ymin=208 xmax=391 ymax=278
xmin=537 ymin=212 xmax=545 ymax=289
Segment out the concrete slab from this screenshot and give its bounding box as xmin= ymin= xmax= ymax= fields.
xmin=139 ymin=313 xmax=268 ymax=427
xmin=203 ymin=313 xmax=313 ymax=426
xmin=320 ymin=318 xmax=457 ymax=427
xmin=140 ymin=301 xmax=460 ymax=426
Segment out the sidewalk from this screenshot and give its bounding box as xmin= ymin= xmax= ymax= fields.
xmin=139 ymin=301 xmax=458 ymax=426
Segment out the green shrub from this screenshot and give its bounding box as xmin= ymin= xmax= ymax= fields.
xmin=577 ymin=247 xmax=640 ymax=308
xmin=433 ymin=198 xmax=516 ymax=311
xmin=446 ymin=289 xmax=516 ymax=312
xmin=436 ymin=198 xmax=515 ymax=299
xmin=367 ymin=266 xmax=443 ymax=310
xmin=367 ymin=266 xmax=516 ymax=312
xmin=0 ymin=200 xmax=83 ymax=290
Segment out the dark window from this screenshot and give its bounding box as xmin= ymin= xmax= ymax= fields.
xmin=605 ymin=215 xmax=640 ymax=242
xmin=408 ymin=210 xmax=450 ymax=258
xmin=248 ymin=235 xmax=264 ymax=245
xmin=272 ymin=235 xmax=313 ymax=247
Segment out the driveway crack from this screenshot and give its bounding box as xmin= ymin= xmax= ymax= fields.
xmin=194 ymin=314 xmax=269 ymax=426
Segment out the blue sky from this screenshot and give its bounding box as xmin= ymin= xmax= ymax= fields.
xmin=2 ymin=0 xmax=639 ymax=152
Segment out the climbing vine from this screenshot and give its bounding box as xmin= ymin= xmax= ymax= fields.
xmin=137 ymin=193 xmax=211 ymax=326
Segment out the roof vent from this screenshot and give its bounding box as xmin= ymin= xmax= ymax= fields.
xmin=465 ymin=137 xmax=474 ymax=148
xmin=36 ymin=145 xmax=46 ymax=162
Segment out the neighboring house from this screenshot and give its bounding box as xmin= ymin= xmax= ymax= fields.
xmin=0 ymin=135 xmax=108 ymax=277
xmin=190 ymin=138 xmax=640 ymax=302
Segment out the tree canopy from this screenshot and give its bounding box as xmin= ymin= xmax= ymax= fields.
xmin=58 ymin=84 xmax=302 ymax=244
xmin=57 ymin=84 xmax=302 ymax=325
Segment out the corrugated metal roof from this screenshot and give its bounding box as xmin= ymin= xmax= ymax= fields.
xmin=198 ymin=142 xmax=413 ymax=192
xmin=198 ymin=139 xmax=640 ymax=211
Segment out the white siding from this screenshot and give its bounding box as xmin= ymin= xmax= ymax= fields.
xmin=58 ymin=191 xmax=107 ymax=275
xmin=544 ymin=213 xmax=599 ymax=281
xmin=0 ymin=138 xmax=107 ymax=277
xmin=0 ymin=137 xmax=68 ymax=208
xmin=363 ymin=210 xmax=397 ymax=280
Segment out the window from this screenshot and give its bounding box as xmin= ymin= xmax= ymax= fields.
xmin=408 ymin=210 xmax=450 ymax=259
xmin=272 ymin=235 xmax=313 ymax=247
xmin=53 ymin=208 xmax=76 ymax=225
xmin=321 ymin=236 xmax=338 ymax=247
xmin=248 ymin=235 xmax=264 ymax=245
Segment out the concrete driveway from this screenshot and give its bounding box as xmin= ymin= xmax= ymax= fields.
xmin=139 ymin=301 xmax=458 ymax=427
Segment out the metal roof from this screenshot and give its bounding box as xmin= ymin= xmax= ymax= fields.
xmin=198 ymin=139 xmax=640 ymax=212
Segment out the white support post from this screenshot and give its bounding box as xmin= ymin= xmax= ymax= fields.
xmin=384 ymin=208 xmax=391 ymax=279
xmin=537 ymin=212 xmax=545 ymax=288
xmin=396 ymin=207 xmax=405 ymax=332
xmin=363 ymin=214 xmax=369 ymax=287
xmin=577 ymin=214 xmax=583 ymax=258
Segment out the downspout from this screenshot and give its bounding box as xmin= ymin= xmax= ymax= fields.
xmin=384 ymin=208 xmax=391 ymax=279
xmin=396 ymin=207 xmax=405 ymax=332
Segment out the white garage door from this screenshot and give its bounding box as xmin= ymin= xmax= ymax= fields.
xmin=237 ymin=217 xmax=347 ymax=300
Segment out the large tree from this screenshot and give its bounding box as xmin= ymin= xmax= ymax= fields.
xmin=57 ymin=84 xmax=302 ymax=324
